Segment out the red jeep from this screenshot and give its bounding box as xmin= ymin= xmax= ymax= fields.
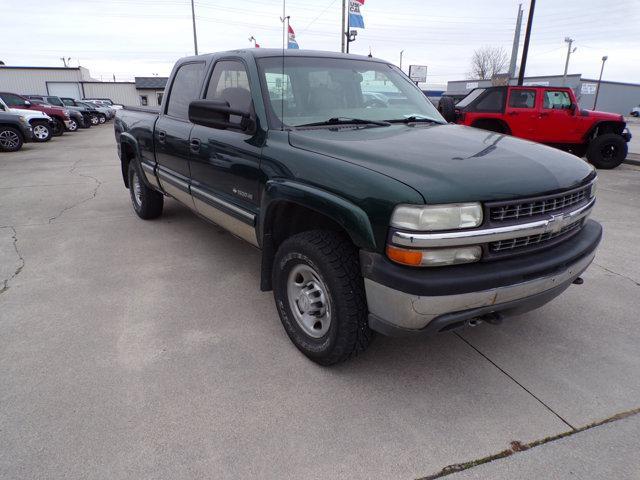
xmin=438 ymin=86 xmax=631 ymax=169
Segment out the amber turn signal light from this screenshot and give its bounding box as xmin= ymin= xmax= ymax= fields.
xmin=386 ymin=245 xmax=423 ymax=266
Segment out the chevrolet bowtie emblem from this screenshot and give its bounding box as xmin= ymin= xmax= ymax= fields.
xmin=546 ymin=213 xmax=568 ymax=233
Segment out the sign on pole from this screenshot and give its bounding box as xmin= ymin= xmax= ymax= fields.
xmin=408 ymin=65 xmax=427 ymax=83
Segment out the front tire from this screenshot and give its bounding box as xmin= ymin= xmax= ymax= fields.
xmin=272 ymin=230 xmax=373 ymax=365
xmin=32 ymin=121 xmax=52 ymax=142
xmin=586 ymin=133 xmax=627 ymax=169
xmin=0 ymin=127 xmax=24 ymax=152
xmin=128 ymin=162 xmax=163 ymax=219
xmin=51 ymin=118 xmax=64 ymax=136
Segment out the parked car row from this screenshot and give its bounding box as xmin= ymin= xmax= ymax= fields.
xmin=0 ymin=92 xmax=117 ymax=152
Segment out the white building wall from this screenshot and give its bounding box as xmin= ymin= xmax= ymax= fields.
xmin=82 ymin=82 xmax=140 ymax=106
xmin=0 ymin=67 xmax=84 ymax=95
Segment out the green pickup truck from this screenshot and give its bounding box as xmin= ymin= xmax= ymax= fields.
xmin=115 ymin=49 xmax=602 ymax=365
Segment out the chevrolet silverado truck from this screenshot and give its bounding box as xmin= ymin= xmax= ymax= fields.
xmin=438 ymin=86 xmax=631 ymax=169
xmin=115 ymin=50 xmax=602 ymax=365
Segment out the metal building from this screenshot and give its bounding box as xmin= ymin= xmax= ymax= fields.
xmin=0 ymin=66 xmax=167 ymax=107
xmin=445 ymin=74 xmax=640 ymax=115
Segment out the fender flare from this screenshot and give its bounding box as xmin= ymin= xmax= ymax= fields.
xmin=118 ymin=132 xmax=146 ymax=188
xmin=582 ymin=120 xmax=625 ymax=142
xmin=258 ymin=180 xmax=377 ymax=291
xmin=260 ymin=179 xmax=377 ymax=251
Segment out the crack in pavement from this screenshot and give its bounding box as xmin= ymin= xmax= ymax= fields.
xmin=48 ymin=160 xmax=103 ymax=224
xmin=0 ymin=226 xmax=25 ymax=295
xmin=417 ymin=407 xmax=640 ymax=479
xmin=456 ymin=332 xmax=576 ymax=430
xmin=594 ymin=262 xmax=640 ymax=287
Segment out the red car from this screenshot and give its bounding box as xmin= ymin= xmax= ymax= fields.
xmin=0 ymin=92 xmax=72 ymax=136
xmin=439 ymin=86 xmax=631 ymax=169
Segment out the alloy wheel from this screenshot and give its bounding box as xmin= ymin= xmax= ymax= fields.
xmin=0 ymin=130 xmax=20 ymax=149
xmin=33 ymin=124 xmax=50 ymax=140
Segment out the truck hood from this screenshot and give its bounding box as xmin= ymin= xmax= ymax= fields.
xmin=289 ymin=124 xmax=595 ymax=204
xmin=581 ymin=109 xmax=624 ymax=122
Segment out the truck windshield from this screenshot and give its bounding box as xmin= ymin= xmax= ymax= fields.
xmin=455 ymin=88 xmax=486 ymax=108
xmin=257 ymin=56 xmax=444 ymax=128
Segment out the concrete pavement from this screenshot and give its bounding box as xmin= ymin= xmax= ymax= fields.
xmin=1 ymin=126 xmax=639 ymax=479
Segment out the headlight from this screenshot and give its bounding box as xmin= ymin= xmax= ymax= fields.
xmin=63 ymin=109 xmax=70 ymax=115
xmin=391 ymin=203 xmax=483 ymax=231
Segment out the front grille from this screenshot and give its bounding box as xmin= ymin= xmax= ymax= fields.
xmin=489 ymin=219 xmax=583 ymax=253
xmin=489 ymin=184 xmax=591 ymax=222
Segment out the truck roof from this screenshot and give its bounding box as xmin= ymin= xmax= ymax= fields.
xmin=177 ymin=48 xmax=388 ymax=64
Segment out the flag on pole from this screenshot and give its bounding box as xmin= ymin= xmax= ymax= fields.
xmin=348 ymin=0 xmax=365 ymax=29
xmin=288 ymin=24 xmax=299 ymax=49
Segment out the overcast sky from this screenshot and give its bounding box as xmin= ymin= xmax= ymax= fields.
xmin=2 ymin=0 xmax=639 ymax=87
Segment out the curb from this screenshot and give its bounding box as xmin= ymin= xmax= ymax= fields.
xmin=625 ymin=153 xmax=640 ymax=167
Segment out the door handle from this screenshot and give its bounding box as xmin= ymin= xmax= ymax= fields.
xmin=508 ymin=111 xmax=518 ymax=115
xmin=190 ymin=138 xmax=201 ymax=152
xmin=539 ymin=112 xmax=549 ymax=117
xmin=157 ymin=130 xmax=166 ymax=143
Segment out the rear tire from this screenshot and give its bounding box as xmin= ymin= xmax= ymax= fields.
xmin=67 ymin=119 xmax=78 ymax=132
xmin=586 ymin=133 xmax=627 ymax=169
xmin=128 ymin=162 xmax=163 ymax=219
xmin=98 ymin=114 xmax=106 ymax=124
xmin=272 ymin=230 xmax=373 ymax=365
xmin=31 ymin=121 xmax=52 ymax=142
xmin=0 ymin=126 xmax=23 ymax=152
xmin=438 ymin=96 xmax=456 ymax=122
xmin=90 ymin=115 xmax=99 ymax=126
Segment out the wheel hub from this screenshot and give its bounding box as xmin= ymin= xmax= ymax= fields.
xmin=287 ymin=264 xmax=331 ymax=338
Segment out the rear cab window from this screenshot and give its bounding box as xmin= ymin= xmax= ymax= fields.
xmin=166 ymin=62 xmax=206 ymax=120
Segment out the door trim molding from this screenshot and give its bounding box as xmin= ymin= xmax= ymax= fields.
xmin=191 ymin=185 xmax=255 ymax=226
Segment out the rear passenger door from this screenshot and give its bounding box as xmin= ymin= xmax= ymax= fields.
xmin=189 ymin=59 xmax=262 ymax=246
xmin=505 ymin=88 xmax=539 ymax=141
xmin=155 ymin=61 xmax=205 ymax=208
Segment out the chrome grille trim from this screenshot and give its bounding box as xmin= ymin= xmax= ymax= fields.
xmin=488 ymin=182 xmax=593 ymax=222
xmin=489 ymin=219 xmax=583 ymax=252
xmin=391 ymin=197 xmax=595 ymax=248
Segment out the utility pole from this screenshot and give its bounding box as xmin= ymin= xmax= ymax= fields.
xmin=508 ymin=4 xmax=523 ymax=78
xmin=190 ymin=0 xmax=198 ymax=55
xmin=593 ymin=55 xmax=608 ymax=110
xmin=399 ymin=50 xmax=404 ymax=71
xmin=562 ymin=37 xmax=576 ymax=85
xmin=341 ymin=0 xmax=346 ymax=53
xmin=517 ymin=0 xmax=535 ymax=85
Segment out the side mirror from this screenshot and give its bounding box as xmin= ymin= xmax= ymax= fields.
xmin=24 ymin=100 xmax=31 ymax=107
xmin=188 ymin=99 xmax=253 ymax=131
xmin=569 ymin=103 xmax=577 ymax=113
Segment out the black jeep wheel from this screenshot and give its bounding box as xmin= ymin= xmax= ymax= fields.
xmin=128 ymin=162 xmax=164 ymax=219
xmin=438 ymin=96 xmax=456 ymax=122
xmin=272 ymin=230 xmax=373 ymax=365
xmin=51 ymin=118 xmax=65 ymax=136
xmin=586 ymin=133 xmax=628 ymax=169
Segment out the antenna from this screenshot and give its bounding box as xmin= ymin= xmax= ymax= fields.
xmin=279 ymin=0 xmax=288 ymax=131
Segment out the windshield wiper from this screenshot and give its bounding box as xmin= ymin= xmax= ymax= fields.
xmin=297 ymin=117 xmax=391 ymax=128
xmin=385 ymin=116 xmax=441 ymax=124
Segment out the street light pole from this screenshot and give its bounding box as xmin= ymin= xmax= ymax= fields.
xmin=517 ymin=0 xmax=536 ymax=85
xmin=562 ymin=37 xmax=576 ymax=86
xmin=190 ymin=0 xmax=198 ymax=55
xmin=399 ymin=50 xmax=404 ymax=72
xmin=593 ymin=55 xmax=608 ymax=110
xmin=341 ymin=0 xmax=346 ymax=53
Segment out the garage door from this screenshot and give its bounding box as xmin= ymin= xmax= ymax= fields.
xmin=47 ymin=82 xmax=82 ymax=100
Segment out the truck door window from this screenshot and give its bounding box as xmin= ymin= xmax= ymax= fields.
xmin=166 ymin=62 xmax=205 ymax=120
xmin=474 ymin=89 xmax=505 ymax=112
xmin=508 ymin=89 xmax=536 ymax=108
xmin=543 ymin=90 xmax=571 ymax=109
xmin=206 ymin=60 xmax=253 ymax=123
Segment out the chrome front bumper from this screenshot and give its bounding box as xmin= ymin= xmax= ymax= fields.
xmin=365 ymin=250 xmax=595 ymax=334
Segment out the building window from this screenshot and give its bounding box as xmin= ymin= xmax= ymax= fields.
xmin=157 ymin=92 xmax=163 ymax=105
xmin=140 ymin=95 xmax=148 ymax=106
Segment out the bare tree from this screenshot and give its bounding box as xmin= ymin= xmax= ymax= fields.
xmin=468 ymin=46 xmax=509 ymax=80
